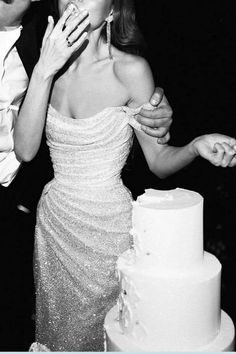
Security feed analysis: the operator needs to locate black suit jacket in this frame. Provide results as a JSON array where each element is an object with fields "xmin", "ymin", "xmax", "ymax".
[{"xmin": 0, "ymin": 1, "xmax": 53, "ymax": 216}]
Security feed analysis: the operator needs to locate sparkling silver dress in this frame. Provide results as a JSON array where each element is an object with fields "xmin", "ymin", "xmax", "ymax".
[{"xmin": 34, "ymin": 104, "xmax": 142, "ymax": 351}]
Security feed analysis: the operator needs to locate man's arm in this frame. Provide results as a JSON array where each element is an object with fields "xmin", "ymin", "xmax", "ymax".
[
  {"xmin": 0, "ymin": 151, "xmax": 21, "ymax": 187},
  {"xmin": 0, "ymin": 106, "xmax": 22, "ymax": 187},
  {"xmin": 136, "ymin": 87, "xmax": 173, "ymax": 144}
]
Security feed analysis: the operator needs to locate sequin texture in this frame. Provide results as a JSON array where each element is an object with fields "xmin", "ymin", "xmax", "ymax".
[{"xmin": 34, "ymin": 105, "xmax": 142, "ymax": 351}]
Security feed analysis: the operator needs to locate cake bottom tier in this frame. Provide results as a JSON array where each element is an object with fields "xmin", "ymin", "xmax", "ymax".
[
  {"xmin": 105, "ymin": 309, "xmax": 235, "ymax": 352},
  {"xmin": 116, "ymin": 252, "xmax": 222, "ymax": 349}
]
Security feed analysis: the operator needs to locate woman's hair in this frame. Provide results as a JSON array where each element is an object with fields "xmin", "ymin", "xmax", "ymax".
[
  {"xmin": 49, "ymin": 0, "xmax": 146, "ymax": 55},
  {"xmin": 48, "ymin": 0, "xmax": 147, "ymax": 181},
  {"xmin": 107, "ymin": 0, "xmax": 145, "ymax": 54}
]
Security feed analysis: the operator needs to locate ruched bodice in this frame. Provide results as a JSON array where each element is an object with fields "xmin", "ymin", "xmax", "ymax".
[
  {"xmin": 46, "ymin": 104, "xmax": 141, "ymax": 189},
  {"xmin": 34, "ymin": 104, "xmax": 142, "ymax": 351}
]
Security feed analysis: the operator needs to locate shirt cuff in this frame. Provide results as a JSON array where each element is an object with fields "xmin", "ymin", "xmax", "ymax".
[{"xmin": 0, "ymin": 150, "xmax": 21, "ymax": 187}]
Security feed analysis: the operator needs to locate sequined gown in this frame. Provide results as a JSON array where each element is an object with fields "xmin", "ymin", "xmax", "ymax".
[{"xmin": 34, "ymin": 104, "xmax": 142, "ymax": 351}]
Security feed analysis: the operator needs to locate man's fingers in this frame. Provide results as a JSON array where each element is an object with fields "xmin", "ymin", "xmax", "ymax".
[
  {"xmin": 150, "ymin": 87, "xmax": 164, "ymax": 106},
  {"xmin": 157, "ymin": 132, "xmax": 171, "ymax": 145},
  {"xmin": 137, "ymin": 113, "xmax": 172, "ymax": 128},
  {"xmin": 138, "ymin": 104, "xmax": 173, "ymax": 123},
  {"xmin": 141, "ymin": 126, "xmax": 168, "ymax": 138}
]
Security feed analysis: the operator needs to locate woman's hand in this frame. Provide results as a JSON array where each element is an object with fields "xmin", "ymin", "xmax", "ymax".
[
  {"xmin": 136, "ymin": 87, "xmax": 173, "ymax": 144},
  {"xmin": 35, "ymin": 7, "xmax": 90, "ymax": 79},
  {"xmin": 191, "ymin": 134, "xmax": 236, "ymax": 167}
]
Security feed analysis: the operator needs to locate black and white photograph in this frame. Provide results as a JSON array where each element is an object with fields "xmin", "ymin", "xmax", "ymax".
[{"xmin": 0, "ymin": 0, "xmax": 236, "ymax": 351}]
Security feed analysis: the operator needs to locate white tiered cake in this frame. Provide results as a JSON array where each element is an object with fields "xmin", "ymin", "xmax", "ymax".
[{"xmin": 105, "ymin": 188, "xmax": 235, "ymax": 351}]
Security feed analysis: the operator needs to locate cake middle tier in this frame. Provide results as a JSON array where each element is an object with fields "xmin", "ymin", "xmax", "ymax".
[{"xmin": 116, "ymin": 251, "xmax": 222, "ymax": 351}]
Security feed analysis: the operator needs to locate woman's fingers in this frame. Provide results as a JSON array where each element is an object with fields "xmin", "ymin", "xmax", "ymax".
[
  {"xmin": 68, "ymin": 31, "xmax": 88, "ymax": 52},
  {"xmin": 65, "ymin": 19, "xmax": 89, "ymax": 48},
  {"xmin": 63, "ymin": 10, "xmax": 89, "ymax": 39},
  {"xmin": 221, "ymin": 142, "xmax": 236, "ymax": 167},
  {"xmin": 212, "ymin": 143, "xmax": 225, "ymax": 166},
  {"xmin": 213, "ymin": 142, "xmax": 236, "ymax": 167},
  {"xmin": 229, "ymin": 156, "xmax": 236, "ymax": 167},
  {"xmin": 37, "ymin": 6, "xmax": 91, "ymax": 77},
  {"xmin": 42, "ymin": 5, "xmax": 89, "ymax": 50},
  {"xmin": 53, "ymin": 5, "xmax": 77, "ymax": 32},
  {"xmin": 42, "ymin": 16, "xmax": 54, "ymax": 48}
]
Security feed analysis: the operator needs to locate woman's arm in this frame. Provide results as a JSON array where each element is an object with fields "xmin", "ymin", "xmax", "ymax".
[
  {"xmin": 135, "ymin": 131, "xmax": 236, "ymax": 178},
  {"xmin": 126, "ymin": 56, "xmax": 236, "ymax": 178},
  {"xmin": 14, "ymin": 9, "xmax": 89, "ymax": 161}
]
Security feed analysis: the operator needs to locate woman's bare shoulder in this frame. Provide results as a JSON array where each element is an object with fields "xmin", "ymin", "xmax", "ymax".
[
  {"xmin": 112, "ymin": 48, "xmax": 155, "ymax": 105},
  {"xmin": 113, "ymin": 49, "xmax": 150, "ymax": 81}
]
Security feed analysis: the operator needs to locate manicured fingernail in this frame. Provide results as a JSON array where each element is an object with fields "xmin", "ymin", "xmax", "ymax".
[
  {"xmin": 67, "ymin": 3, "xmax": 78, "ymax": 13},
  {"xmin": 150, "ymin": 99, "xmax": 158, "ymax": 105}
]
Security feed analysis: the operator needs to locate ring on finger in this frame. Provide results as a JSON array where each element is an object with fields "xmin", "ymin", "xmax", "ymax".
[{"xmin": 66, "ymin": 37, "xmax": 72, "ymax": 47}]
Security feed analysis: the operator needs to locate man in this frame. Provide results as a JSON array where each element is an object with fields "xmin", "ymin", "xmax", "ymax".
[
  {"xmin": 0, "ymin": 0, "xmax": 173, "ymax": 350},
  {"xmin": 0, "ymin": 1, "xmax": 51, "ymax": 350}
]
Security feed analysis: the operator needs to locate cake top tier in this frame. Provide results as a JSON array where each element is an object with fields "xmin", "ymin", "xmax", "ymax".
[
  {"xmin": 129, "ymin": 188, "xmax": 204, "ymax": 268},
  {"xmin": 136, "ymin": 188, "xmax": 202, "ymax": 210}
]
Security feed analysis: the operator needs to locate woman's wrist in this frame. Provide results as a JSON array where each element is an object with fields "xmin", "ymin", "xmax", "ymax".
[
  {"xmin": 33, "ymin": 62, "xmax": 55, "ymax": 83},
  {"xmin": 188, "ymin": 137, "xmax": 200, "ymax": 158}
]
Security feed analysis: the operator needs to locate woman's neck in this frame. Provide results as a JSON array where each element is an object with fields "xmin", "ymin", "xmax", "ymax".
[{"xmin": 68, "ymin": 25, "xmax": 111, "ymax": 71}]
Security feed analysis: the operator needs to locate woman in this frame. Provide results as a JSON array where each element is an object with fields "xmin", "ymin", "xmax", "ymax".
[{"xmin": 15, "ymin": 0, "xmax": 236, "ymax": 351}]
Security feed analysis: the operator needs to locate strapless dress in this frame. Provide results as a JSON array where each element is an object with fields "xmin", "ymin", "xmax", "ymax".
[{"xmin": 34, "ymin": 104, "xmax": 143, "ymax": 351}]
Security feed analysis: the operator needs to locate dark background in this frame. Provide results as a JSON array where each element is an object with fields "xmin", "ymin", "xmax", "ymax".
[
  {"xmin": 129, "ymin": 0, "xmax": 236, "ymax": 327},
  {"xmin": 2, "ymin": 0, "xmax": 236, "ymax": 351}
]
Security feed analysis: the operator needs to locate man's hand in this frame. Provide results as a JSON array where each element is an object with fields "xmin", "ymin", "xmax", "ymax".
[{"xmin": 137, "ymin": 87, "xmax": 173, "ymax": 144}]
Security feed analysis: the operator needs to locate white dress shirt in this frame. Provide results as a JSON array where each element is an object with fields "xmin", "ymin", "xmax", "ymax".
[{"xmin": 0, "ymin": 26, "xmax": 29, "ymax": 187}]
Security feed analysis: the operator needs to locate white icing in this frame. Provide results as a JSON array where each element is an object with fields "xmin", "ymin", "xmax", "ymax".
[
  {"xmin": 132, "ymin": 188, "xmax": 204, "ymax": 269},
  {"xmin": 117, "ymin": 252, "xmax": 222, "ymax": 350},
  {"xmin": 104, "ymin": 188, "xmax": 235, "ymax": 351},
  {"xmin": 105, "ymin": 309, "xmax": 235, "ymax": 352},
  {"xmin": 136, "ymin": 188, "xmax": 202, "ymax": 209}
]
